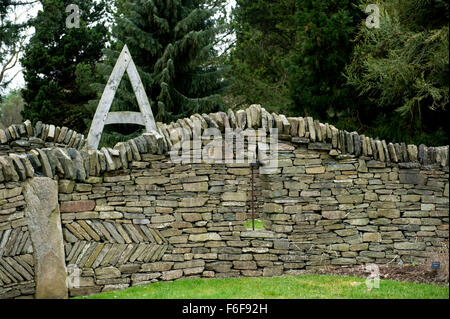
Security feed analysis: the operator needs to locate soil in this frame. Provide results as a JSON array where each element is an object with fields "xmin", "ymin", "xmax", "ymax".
[{"xmin": 299, "ymin": 264, "xmax": 449, "ymax": 286}]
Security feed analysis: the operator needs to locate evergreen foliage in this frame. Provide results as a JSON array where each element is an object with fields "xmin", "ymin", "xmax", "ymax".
[
  {"xmin": 0, "ymin": 89, "xmax": 24, "ymax": 128},
  {"xmin": 227, "ymin": 0, "xmax": 296, "ymax": 112},
  {"xmin": 21, "ymin": 0, "xmax": 109, "ymax": 132},
  {"xmin": 86, "ymin": 0, "xmax": 227, "ymax": 147},
  {"xmin": 228, "ymin": 0, "xmax": 448, "ymax": 145},
  {"xmin": 288, "ymin": 0, "xmax": 362, "ymax": 120},
  {"xmin": 345, "ymin": 0, "xmax": 449, "ymax": 145}
]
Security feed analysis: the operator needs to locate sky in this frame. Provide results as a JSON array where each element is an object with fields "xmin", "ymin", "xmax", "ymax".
[{"xmin": 5, "ymin": 0, "xmax": 236, "ymax": 94}]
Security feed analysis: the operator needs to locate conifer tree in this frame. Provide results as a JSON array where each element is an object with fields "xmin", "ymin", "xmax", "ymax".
[
  {"xmin": 21, "ymin": 0, "xmax": 108, "ymax": 132},
  {"xmin": 287, "ymin": 0, "xmax": 362, "ymax": 121},
  {"xmin": 228, "ymin": 0, "xmax": 296, "ymax": 112},
  {"xmin": 86, "ymin": 0, "xmax": 226, "ymax": 146},
  {"xmin": 345, "ymin": 0, "xmax": 449, "ymax": 145}
]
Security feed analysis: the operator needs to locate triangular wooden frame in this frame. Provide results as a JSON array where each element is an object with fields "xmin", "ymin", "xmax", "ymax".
[{"xmin": 87, "ymin": 45, "xmax": 157, "ymax": 150}]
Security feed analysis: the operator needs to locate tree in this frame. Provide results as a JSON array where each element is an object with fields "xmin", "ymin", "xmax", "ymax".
[
  {"xmin": 345, "ymin": 0, "xmax": 449, "ymax": 145},
  {"xmin": 85, "ymin": 0, "xmax": 227, "ymax": 146},
  {"xmin": 0, "ymin": 89, "xmax": 24, "ymax": 128},
  {"xmin": 21, "ymin": 0, "xmax": 109, "ymax": 132},
  {"xmin": 227, "ymin": 0, "xmax": 296, "ymax": 113},
  {"xmin": 287, "ymin": 0, "xmax": 362, "ymax": 121},
  {"xmin": 0, "ymin": 0, "xmax": 35, "ymax": 98}
]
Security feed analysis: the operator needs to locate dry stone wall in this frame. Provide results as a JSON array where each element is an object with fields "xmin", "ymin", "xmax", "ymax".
[
  {"xmin": 0, "ymin": 104, "xmax": 448, "ymax": 299},
  {"xmin": 0, "ymin": 182, "xmax": 34, "ymax": 299},
  {"xmin": 0, "ymin": 120, "xmax": 86, "ymax": 157}
]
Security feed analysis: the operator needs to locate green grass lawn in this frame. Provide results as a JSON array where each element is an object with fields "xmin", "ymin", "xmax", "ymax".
[{"xmin": 77, "ymin": 275, "xmax": 449, "ymax": 299}]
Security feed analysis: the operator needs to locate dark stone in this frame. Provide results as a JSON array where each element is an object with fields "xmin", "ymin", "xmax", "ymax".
[
  {"xmin": 4, "ymin": 127, "xmax": 11, "ymax": 141},
  {"xmin": 202, "ymin": 114, "xmax": 219, "ymax": 129},
  {"xmin": 76, "ymin": 135, "xmax": 85, "ymax": 150},
  {"xmin": 45, "ymin": 149, "xmax": 64, "ymax": 176},
  {"xmin": 12, "ymin": 125, "xmax": 20, "ymax": 138},
  {"xmin": 399, "ymin": 173, "xmax": 427, "ymax": 185},
  {"xmin": 308, "ymin": 143, "xmax": 332, "ymax": 151},
  {"xmin": 401, "ymin": 143, "xmax": 409, "ymax": 162},
  {"xmin": 345, "ymin": 131, "xmax": 354, "ymax": 154},
  {"xmin": 387, "ymin": 143, "xmax": 398, "ymax": 162},
  {"xmin": 339, "ymin": 130, "xmax": 346, "ymax": 153},
  {"xmin": 395, "ymin": 143, "xmax": 403, "ymax": 162},
  {"xmin": 35, "ymin": 121, "xmax": 43, "ymax": 137},
  {"xmin": 53, "ymin": 148, "xmax": 74, "ymax": 179},
  {"xmin": 67, "ymin": 148, "xmax": 87, "ymax": 181},
  {"xmin": 429, "ymin": 147, "xmax": 437, "ymax": 165},
  {"xmin": 10, "ymin": 140, "xmax": 30, "ymax": 148},
  {"xmin": 370, "ymin": 139, "xmax": 377, "ymax": 160},
  {"xmin": 26, "ymin": 153, "xmax": 41, "ymax": 170},
  {"xmin": 382, "ymin": 140, "xmax": 390, "ymax": 162},
  {"xmin": 10, "ymin": 155, "xmax": 26, "ymax": 180},
  {"xmin": 366, "ymin": 160, "xmax": 386, "ymax": 168},
  {"xmin": 155, "ymin": 133, "xmax": 166, "ymax": 154},
  {"xmin": 218, "ymin": 247, "xmax": 241, "ymax": 254},
  {"xmin": 134, "ymin": 136, "xmax": 147, "ymax": 154},
  {"xmin": 18, "ymin": 124, "xmax": 27, "ymax": 136},
  {"xmin": 397, "ymin": 224, "xmax": 421, "ymax": 232},
  {"xmin": 418, "ymin": 144, "xmax": 427, "ymax": 165},
  {"xmin": 192, "ymin": 247, "xmax": 210, "ymax": 254},
  {"xmin": 353, "ymin": 133, "xmax": 361, "ymax": 156},
  {"xmin": 219, "ymin": 112, "xmax": 230, "ymax": 130},
  {"xmin": 36, "ymin": 149, "xmax": 53, "ymax": 178},
  {"xmin": 398, "ymin": 162, "xmax": 421, "ymax": 169},
  {"xmin": 63, "ymin": 130, "xmax": 74, "ymax": 144}
]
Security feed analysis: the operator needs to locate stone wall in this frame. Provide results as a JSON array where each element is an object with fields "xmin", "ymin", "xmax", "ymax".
[
  {"xmin": 0, "ymin": 120, "xmax": 85, "ymax": 156},
  {"xmin": 0, "ymin": 181, "xmax": 34, "ymax": 299},
  {"xmin": 57, "ymin": 147, "xmax": 449, "ymax": 297},
  {"xmin": 0, "ymin": 105, "xmax": 448, "ymax": 299}
]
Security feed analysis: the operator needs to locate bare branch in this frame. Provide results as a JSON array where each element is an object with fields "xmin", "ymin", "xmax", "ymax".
[{"xmin": 0, "ymin": 46, "xmax": 19, "ymax": 85}]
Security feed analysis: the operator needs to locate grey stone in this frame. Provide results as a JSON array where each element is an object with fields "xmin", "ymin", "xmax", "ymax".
[
  {"xmin": 394, "ymin": 242, "xmax": 426, "ymax": 250},
  {"xmin": 353, "ymin": 133, "xmax": 361, "ymax": 156},
  {"xmin": 394, "ymin": 143, "xmax": 403, "ymax": 162},
  {"xmin": 382, "ymin": 140, "xmax": 390, "ymax": 162},
  {"xmin": 345, "ymin": 131, "xmax": 354, "ymax": 154},
  {"xmin": 228, "ymin": 109, "xmax": 237, "ymax": 129},
  {"xmin": 54, "ymin": 148, "xmax": 75, "ymax": 179},
  {"xmin": 67, "ymin": 148, "xmax": 87, "ymax": 181},
  {"xmin": 95, "ymin": 267, "xmax": 121, "ymax": 279},
  {"xmin": 407, "ymin": 144, "xmax": 418, "ymax": 161},
  {"xmin": 202, "ymin": 114, "xmax": 219, "ymax": 130},
  {"xmin": 9, "ymin": 154, "xmax": 27, "ymax": 181},
  {"xmin": 399, "ymin": 173, "xmax": 426, "ymax": 185},
  {"xmin": 388, "ymin": 143, "xmax": 398, "ymax": 162},
  {"xmin": 235, "ymin": 110, "xmax": 247, "ymax": 130},
  {"xmin": 35, "ymin": 149, "xmax": 53, "ymax": 178},
  {"xmin": 162, "ymin": 270, "xmax": 183, "ymax": 281},
  {"xmin": 23, "ymin": 177, "xmax": 67, "ymax": 299}
]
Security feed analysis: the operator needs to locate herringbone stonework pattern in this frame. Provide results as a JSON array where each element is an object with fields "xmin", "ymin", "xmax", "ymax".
[{"xmin": 62, "ymin": 221, "xmax": 168, "ymax": 267}]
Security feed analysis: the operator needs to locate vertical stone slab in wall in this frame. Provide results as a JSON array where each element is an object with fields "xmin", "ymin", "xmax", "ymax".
[{"xmin": 23, "ymin": 177, "xmax": 68, "ymax": 299}]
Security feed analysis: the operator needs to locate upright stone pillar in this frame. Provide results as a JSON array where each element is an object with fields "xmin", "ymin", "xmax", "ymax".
[{"xmin": 23, "ymin": 177, "xmax": 68, "ymax": 299}]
